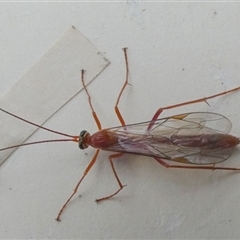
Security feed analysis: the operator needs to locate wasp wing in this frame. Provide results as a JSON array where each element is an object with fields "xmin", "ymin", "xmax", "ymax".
[{"xmin": 103, "ymin": 112, "xmax": 234, "ymax": 165}]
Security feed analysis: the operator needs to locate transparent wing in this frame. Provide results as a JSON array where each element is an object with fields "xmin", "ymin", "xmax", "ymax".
[{"xmin": 103, "ymin": 112, "xmax": 234, "ymax": 165}]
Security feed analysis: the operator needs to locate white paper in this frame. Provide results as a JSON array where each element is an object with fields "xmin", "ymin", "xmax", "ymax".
[{"xmin": 0, "ymin": 27, "xmax": 110, "ymax": 165}]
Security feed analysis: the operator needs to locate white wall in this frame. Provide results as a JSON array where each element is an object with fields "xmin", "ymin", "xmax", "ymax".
[{"xmin": 1, "ymin": 2, "xmax": 240, "ymax": 239}]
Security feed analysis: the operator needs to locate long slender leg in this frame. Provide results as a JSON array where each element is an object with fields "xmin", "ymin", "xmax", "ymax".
[
  {"xmin": 95, "ymin": 153, "xmax": 126, "ymax": 203},
  {"xmin": 95, "ymin": 49, "xmax": 134, "ymax": 203},
  {"xmin": 96, "ymin": 48, "xmax": 132, "ymax": 202},
  {"xmin": 114, "ymin": 47, "xmax": 131, "ymax": 126},
  {"xmin": 147, "ymin": 85, "xmax": 240, "ymax": 131},
  {"xmin": 81, "ymin": 69, "xmax": 102, "ymax": 130},
  {"xmin": 94, "ymin": 48, "xmax": 131, "ymax": 203},
  {"xmin": 56, "ymin": 149, "xmax": 100, "ymax": 221},
  {"xmin": 56, "ymin": 69, "xmax": 105, "ymax": 221},
  {"xmin": 154, "ymin": 157, "xmax": 240, "ymax": 171}
]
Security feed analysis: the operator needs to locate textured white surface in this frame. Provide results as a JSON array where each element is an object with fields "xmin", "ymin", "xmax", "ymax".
[{"xmin": 1, "ymin": 2, "xmax": 240, "ymax": 239}]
